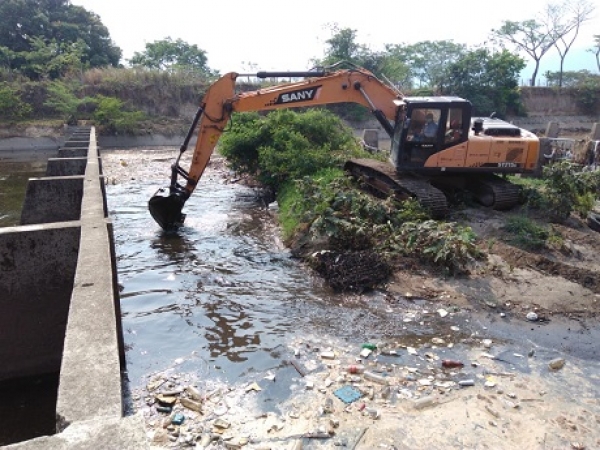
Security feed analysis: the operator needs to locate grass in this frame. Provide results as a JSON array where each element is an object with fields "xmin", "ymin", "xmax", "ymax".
[
  {"xmin": 501, "ymin": 215, "xmax": 550, "ymax": 250},
  {"xmin": 277, "ymin": 167, "xmax": 344, "ymax": 241}
]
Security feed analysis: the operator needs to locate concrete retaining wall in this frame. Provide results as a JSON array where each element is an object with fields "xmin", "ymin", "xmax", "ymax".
[{"xmin": 0, "ymin": 127, "xmax": 147, "ymax": 448}]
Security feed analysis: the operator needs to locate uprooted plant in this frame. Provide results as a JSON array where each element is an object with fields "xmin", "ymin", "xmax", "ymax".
[{"xmin": 218, "ymin": 108, "xmax": 485, "ymax": 288}]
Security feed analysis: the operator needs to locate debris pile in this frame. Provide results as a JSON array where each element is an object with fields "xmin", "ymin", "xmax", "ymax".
[
  {"xmin": 131, "ymin": 333, "xmax": 577, "ymax": 449},
  {"xmin": 309, "ymin": 250, "xmax": 392, "ymax": 292}
]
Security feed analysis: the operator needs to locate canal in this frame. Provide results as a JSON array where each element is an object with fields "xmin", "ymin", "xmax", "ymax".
[{"xmin": 2, "ymin": 146, "xmax": 600, "ymax": 448}]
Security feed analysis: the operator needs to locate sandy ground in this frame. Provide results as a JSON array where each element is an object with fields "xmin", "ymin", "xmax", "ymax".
[{"xmin": 103, "ymin": 149, "xmax": 600, "ymax": 450}]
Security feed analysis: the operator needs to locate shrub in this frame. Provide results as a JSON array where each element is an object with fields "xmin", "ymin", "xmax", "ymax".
[
  {"xmin": 218, "ymin": 109, "xmax": 365, "ymax": 191},
  {"xmin": 520, "ymin": 161, "xmax": 600, "ymax": 221},
  {"xmin": 43, "ymin": 81, "xmax": 94, "ymax": 124},
  {"xmin": 386, "ymin": 220, "xmax": 483, "ymax": 274},
  {"xmin": 0, "ymin": 83, "xmax": 31, "ymax": 119},
  {"xmin": 92, "ymin": 95, "xmax": 146, "ymax": 134}
]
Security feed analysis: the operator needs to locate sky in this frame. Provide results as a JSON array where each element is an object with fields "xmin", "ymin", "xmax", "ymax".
[{"xmin": 71, "ymin": 0, "xmax": 598, "ymax": 81}]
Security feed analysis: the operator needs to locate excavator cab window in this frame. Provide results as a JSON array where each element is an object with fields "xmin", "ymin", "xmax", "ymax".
[
  {"xmin": 391, "ymin": 99, "xmax": 471, "ymax": 171},
  {"xmin": 403, "ymin": 108, "xmax": 442, "ymax": 164},
  {"xmin": 445, "ymin": 107, "xmax": 464, "ymax": 144}
]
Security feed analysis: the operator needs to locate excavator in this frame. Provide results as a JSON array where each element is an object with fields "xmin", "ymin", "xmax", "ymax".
[{"xmin": 148, "ymin": 64, "xmax": 540, "ymax": 230}]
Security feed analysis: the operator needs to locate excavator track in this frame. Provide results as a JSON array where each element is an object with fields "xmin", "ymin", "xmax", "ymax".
[
  {"xmin": 468, "ymin": 174, "xmax": 523, "ymax": 210},
  {"xmin": 344, "ymin": 158, "xmax": 449, "ymax": 219}
]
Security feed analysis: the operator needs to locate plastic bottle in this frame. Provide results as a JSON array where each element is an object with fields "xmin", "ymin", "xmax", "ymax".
[
  {"xmin": 363, "ymin": 371, "xmax": 389, "ymax": 385},
  {"xmin": 346, "ymin": 364, "xmax": 365, "ymax": 374},
  {"xmin": 413, "ymin": 396, "xmax": 438, "ymax": 410}
]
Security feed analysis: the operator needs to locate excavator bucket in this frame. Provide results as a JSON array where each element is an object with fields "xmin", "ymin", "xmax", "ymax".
[{"xmin": 148, "ymin": 188, "xmax": 186, "ymax": 231}]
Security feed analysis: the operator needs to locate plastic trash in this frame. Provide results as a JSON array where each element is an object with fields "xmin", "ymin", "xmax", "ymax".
[
  {"xmin": 442, "ymin": 359, "xmax": 464, "ymax": 369},
  {"xmin": 363, "ymin": 371, "xmax": 389, "ymax": 385},
  {"xmin": 347, "ymin": 364, "xmax": 365, "ymax": 374}
]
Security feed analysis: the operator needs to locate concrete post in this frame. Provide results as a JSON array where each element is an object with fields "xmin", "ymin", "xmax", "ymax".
[
  {"xmin": 46, "ymin": 158, "xmax": 88, "ymax": 177},
  {"xmin": 590, "ymin": 123, "xmax": 600, "ymax": 141},
  {"xmin": 545, "ymin": 121, "xmax": 560, "ymax": 138},
  {"xmin": 0, "ymin": 223, "xmax": 81, "ymax": 382}
]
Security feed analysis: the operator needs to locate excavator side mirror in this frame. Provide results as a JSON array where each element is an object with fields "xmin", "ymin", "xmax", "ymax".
[{"xmin": 472, "ymin": 119, "xmax": 483, "ymax": 135}]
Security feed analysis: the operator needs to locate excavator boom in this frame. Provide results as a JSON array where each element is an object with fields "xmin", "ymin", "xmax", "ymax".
[
  {"xmin": 149, "ymin": 64, "xmax": 540, "ymax": 231},
  {"xmin": 149, "ymin": 67, "xmax": 403, "ymax": 230}
]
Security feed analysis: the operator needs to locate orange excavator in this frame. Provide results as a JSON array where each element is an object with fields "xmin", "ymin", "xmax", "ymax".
[{"xmin": 149, "ymin": 64, "xmax": 540, "ymax": 230}]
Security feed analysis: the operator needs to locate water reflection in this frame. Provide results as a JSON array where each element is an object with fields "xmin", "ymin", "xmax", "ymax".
[
  {"xmin": 150, "ymin": 231, "xmax": 198, "ymax": 267},
  {"xmin": 202, "ymin": 299, "xmax": 260, "ymax": 362},
  {"xmin": 108, "ymin": 173, "xmax": 325, "ymax": 385}
]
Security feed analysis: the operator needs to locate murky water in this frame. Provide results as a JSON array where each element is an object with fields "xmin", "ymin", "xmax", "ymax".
[
  {"xmin": 105, "ymin": 151, "xmax": 393, "ymax": 389},
  {"xmin": 105, "ymin": 149, "xmax": 600, "ymax": 449},
  {"xmin": 0, "ymin": 160, "xmax": 47, "ymax": 227},
  {"xmin": 3, "ymin": 148, "xmax": 600, "ymax": 448}
]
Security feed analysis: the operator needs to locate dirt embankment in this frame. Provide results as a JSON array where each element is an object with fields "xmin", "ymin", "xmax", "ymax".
[{"xmin": 377, "ymin": 205, "xmax": 600, "ymax": 322}]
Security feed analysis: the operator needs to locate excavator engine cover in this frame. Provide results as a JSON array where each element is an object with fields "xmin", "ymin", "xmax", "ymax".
[{"xmin": 148, "ymin": 188, "xmax": 186, "ymax": 231}]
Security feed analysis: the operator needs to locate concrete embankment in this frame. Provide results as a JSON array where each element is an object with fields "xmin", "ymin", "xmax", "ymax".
[{"xmin": 0, "ymin": 128, "xmax": 147, "ymax": 448}]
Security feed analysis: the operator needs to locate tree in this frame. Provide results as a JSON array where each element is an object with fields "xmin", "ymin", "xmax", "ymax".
[
  {"xmin": 443, "ymin": 48, "xmax": 526, "ymax": 116},
  {"xmin": 0, "ymin": 82, "xmax": 31, "ymax": 119},
  {"xmin": 385, "ymin": 41, "xmax": 466, "ymax": 91},
  {"xmin": 590, "ymin": 34, "xmax": 600, "ymax": 72},
  {"xmin": 19, "ymin": 36, "xmax": 87, "ymax": 79},
  {"xmin": 320, "ymin": 26, "xmax": 364, "ymax": 66},
  {"xmin": 316, "ymin": 25, "xmax": 411, "ymax": 87},
  {"xmin": 129, "ymin": 37, "xmax": 214, "ymax": 74},
  {"xmin": 0, "ymin": 0, "xmax": 122, "ymax": 78},
  {"xmin": 546, "ymin": 0, "xmax": 595, "ymax": 87},
  {"xmin": 544, "ymin": 69, "xmax": 596, "ymax": 86},
  {"xmin": 492, "ymin": 19, "xmax": 555, "ymax": 86}
]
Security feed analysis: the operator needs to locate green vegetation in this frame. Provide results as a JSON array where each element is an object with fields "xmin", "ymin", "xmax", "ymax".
[
  {"xmin": 220, "ymin": 109, "xmax": 483, "ymax": 276},
  {"xmin": 501, "ymin": 216, "xmax": 551, "ymax": 250},
  {"xmin": 129, "ymin": 37, "xmax": 216, "ymax": 76},
  {"xmin": 0, "ymin": 0, "xmax": 121, "ymax": 80},
  {"xmin": 218, "ymin": 109, "xmax": 366, "ymax": 192},
  {"xmin": 443, "ymin": 49, "xmax": 526, "ymax": 117},
  {"xmin": 0, "ymin": 83, "xmax": 31, "ymax": 119},
  {"xmin": 92, "ymin": 95, "xmax": 146, "ymax": 134},
  {"xmin": 0, "ymin": 0, "xmax": 597, "ymax": 132},
  {"xmin": 43, "ymin": 81, "xmax": 93, "ymax": 125},
  {"xmin": 522, "ymin": 161, "xmax": 600, "ymax": 221}
]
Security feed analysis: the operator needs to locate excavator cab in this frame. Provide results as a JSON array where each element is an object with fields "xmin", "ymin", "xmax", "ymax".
[{"xmin": 391, "ymin": 97, "xmax": 472, "ymax": 171}]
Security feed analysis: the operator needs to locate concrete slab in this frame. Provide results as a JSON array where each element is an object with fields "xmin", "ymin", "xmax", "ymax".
[
  {"xmin": 3, "ymin": 413, "xmax": 149, "ymax": 450},
  {"xmin": 0, "ymin": 222, "xmax": 81, "ymax": 381},
  {"xmin": 46, "ymin": 158, "xmax": 88, "ymax": 177},
  {"xmin": 20, "ymin": 177, "xmax": 84, "ymax": 225},
  {"xmin": 56, "ymin": 132, "xmax": 124, "ymax": 425}
]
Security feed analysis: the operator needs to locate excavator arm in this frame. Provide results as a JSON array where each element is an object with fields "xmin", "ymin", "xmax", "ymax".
[{"xmin": 149, "ymin": 67, "xmax": 403, "ymax": 230}]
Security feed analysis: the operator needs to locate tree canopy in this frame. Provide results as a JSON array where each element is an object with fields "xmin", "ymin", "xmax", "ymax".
[
  {"xmin": 443, "ymin": 48, "xmax": 526, "ymax": 117},
  {"xmin": 0, "ymin": 0, "xmax": 122, "ymax": 79},
  {"xmin": 129, "ymin": 37, "xmax": 216, "ymax": 75}
]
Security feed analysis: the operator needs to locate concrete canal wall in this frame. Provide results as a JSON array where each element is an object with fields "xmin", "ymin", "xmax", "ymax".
[{"xmin": 0, "ymin": 128, "xmax": 147, "ymax": 448}]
